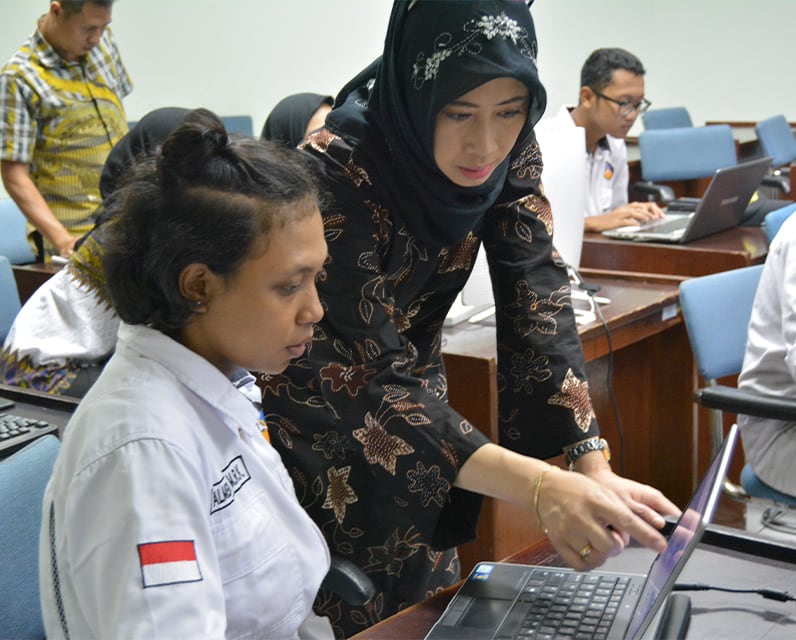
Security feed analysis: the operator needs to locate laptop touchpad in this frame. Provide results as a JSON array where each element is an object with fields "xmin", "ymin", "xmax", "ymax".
[{"xmin": 459, "ymin": 598, "xmax": 513, "ymax": 628}]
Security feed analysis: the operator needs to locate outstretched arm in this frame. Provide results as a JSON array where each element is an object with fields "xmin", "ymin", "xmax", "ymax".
[{"xmin": 455, "ymin": 443, "xmax": 672, "ymax": 570}]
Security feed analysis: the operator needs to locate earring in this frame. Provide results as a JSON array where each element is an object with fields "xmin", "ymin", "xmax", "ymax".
[{"xmin": 190, "ymin": 299, "xmax": 206, "ymax": 307}]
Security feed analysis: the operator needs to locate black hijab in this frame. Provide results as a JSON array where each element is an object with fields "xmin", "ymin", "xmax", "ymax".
[
  {"xmin": 325, "ymin": 0, "xmax": 547, "ymax": 247},
  {"xmin": 84, "ymin": 107, "xmax": 191, "ymax": 234},
  {"xmin": 261, "ymin": 92, "xmax": 334, "ymax": 147},
  {"xmin": 99, "ymin": 107, "xmax": 192, "ymax": 200}
]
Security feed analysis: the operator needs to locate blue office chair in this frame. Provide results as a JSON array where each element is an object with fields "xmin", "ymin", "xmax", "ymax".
[
  {"xmin": 221, "ymin": 115, "xmax": 254, "ymax": 137},
  {"xmin": 641, "ymin": 106, "xmax": 693, "ymax": 130},
  {"xmin": 679, "ymin": 266, "xmax": 796, "ymax": 532},
  {"xmin": 762, "ymin": 202, "xmax": 796, "ymax": 245},
  {"xmin": 0, "ymin": 198, "xmax": 36, "ymax": 265},
  {"xmin": 635, "ymin": 124, "xmax": 785, "ymax": 204},
  {"xmin": 0, "ymin": 255, "xmax": 22, "ymax": 343},
  {"xmin": 640, "ymin": 124, "xmax": 736, "ymax": 183},
  {"xmin": 755, "ymin": 115, "xmax": 796, "ymax": 195},
  {"xmin": 0, "ymin": 434, "xmax": 60, "ymax": 639},
  {"xmin": 633, "ymin": 124, "xmax": 737, "ymax": 204}
]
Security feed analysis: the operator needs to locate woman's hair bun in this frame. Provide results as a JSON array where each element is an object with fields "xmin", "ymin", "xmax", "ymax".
[{"xmin": 156, "ymin": 108, "xmax": 230, "ymax": 188}]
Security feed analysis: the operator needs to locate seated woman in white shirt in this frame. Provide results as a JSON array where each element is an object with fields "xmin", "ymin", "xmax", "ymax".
[
  {"xmin": 39, "ymin": 108, "xmax": 334, "ymax": 639},
  {"xmin": 737, "ymin": 212, "xmax": 796, "ymax": 504}
]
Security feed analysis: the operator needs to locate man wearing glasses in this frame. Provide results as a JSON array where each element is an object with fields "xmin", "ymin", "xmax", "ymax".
[{"xmin": 537, "ymin": 48, "xmax": 664, "ymax": 232}]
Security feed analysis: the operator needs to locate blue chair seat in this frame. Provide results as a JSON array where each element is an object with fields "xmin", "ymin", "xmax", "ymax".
[
  {"xmin": 0, "ymin": 198, "xmax": 36, "ymax": 265},
  {"xmin": 0, "ymin": 434, "xmax": 61, "ymax": 639},
  {"xmin": 740, "ymin": 464, "xmax": 796, "ymax": 506}
]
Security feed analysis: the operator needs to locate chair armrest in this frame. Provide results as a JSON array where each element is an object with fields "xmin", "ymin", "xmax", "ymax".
[
  {"xmin": 695, "ymin": 385, "xmax": 796, "ymax": 421},
  {"xmin": 321, "ymin": 556, "xmax": 377, "ymax": 606},
  {"xmin": 760, "ymin": 174, "xmax": 790, "ymax": 196},
  {"xmin": 629, "ymin": 181, "xmax": 676, "ymax": 205}
]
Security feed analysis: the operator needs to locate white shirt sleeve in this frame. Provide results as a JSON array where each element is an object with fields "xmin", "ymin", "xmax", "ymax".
[{"xmin": 62, "ymin": 438, "xmax": 227, "ymax": 638}]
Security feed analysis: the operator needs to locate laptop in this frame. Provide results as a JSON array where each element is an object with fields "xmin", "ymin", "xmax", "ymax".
[
  {"xmin": 602, "ymin": 156, "xmax": 772, "ymax": 243},
  {"xmin": 425, "ymin": 424, "xmax": 739, "ymax": 640}
]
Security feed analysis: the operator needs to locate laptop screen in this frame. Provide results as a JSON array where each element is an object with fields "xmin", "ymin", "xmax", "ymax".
[{"xmin": 624, "ymin": 423, "xmax": 738, "ymax": 639}]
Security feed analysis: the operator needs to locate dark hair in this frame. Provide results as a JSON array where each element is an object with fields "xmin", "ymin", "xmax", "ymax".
[
  {"xmin": 103, "ymin": 108, "xmax": 323, "ymax": 333},
  {"xmin": 580, "ymin": 47, "xmax": 645, "ymax": 93},
  {"xmin": 58, "ymin": 0, "xmax": 116, "ymax": 18}
]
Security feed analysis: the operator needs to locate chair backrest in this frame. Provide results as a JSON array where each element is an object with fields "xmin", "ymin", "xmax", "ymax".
[
  {"xmin": 0, "ymin": 434, "xmax": 60, "ymax": 639},
  {"xmin": 639, "ymin": 124, "xmax": 737, "ymax": 182},
  {"xmin": 221, "ymin": 115, "xmax": 254, "ymax": 137},
  {"xmin": 0, "ymin": 198, "xmax": 36, "ymax": 264},
  {"xmin": 0, "ymin": 255, "xmax": 22, "ymax": 342},
  {"xmin": 679, "ymin": 264, "xmax": 764, "ymax": 382},
  {"xmin": 755, "ymin": 114, "xmax": 796, "ymax": 169},
  {"xmin": 763, "ymin": 202, "xmax": 796, "ymax": 245},
  {"xmin": 642, "ymin": 106, "xmax": 693, "ymax": 130}
]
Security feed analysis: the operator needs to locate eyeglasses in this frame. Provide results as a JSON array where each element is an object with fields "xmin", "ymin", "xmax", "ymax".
[{"xmin": 592, "ymin": 90, "xmax": 651, "ymax": 117}]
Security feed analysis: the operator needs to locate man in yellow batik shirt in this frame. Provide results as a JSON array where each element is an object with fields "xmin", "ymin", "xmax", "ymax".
[{"xmin": 0, "ymin": 0, "xmax": 132, "ymax": 260}]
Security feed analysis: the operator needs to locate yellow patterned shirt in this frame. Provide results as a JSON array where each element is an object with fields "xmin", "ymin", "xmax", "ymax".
[{"xmin": 0, "ymin": 24, "xmax": 132, "ymax": 255}]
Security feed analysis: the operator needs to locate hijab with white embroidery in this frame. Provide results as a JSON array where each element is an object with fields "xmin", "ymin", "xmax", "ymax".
[{"xmin": 325, "ymin": 0, "xmax": 546, "ymax": 247}]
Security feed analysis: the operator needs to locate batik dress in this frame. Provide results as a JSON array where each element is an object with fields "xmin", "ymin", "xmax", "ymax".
[{"xmin": 260, "ymin": 127, "xmax": 599, "ymax": 637}]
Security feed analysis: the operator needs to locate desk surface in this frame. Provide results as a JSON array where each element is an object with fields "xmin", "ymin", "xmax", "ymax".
[
  {"xmin": 581, "ymin": 225, "xmax": 768, "ymax": 278},
  {"xmin": 443, "ymin": 272, "xmax": 681, "ymax": 362},
  {"xmin": 352, "ymin": 526, "xmax": 796, "ymax": 640}
]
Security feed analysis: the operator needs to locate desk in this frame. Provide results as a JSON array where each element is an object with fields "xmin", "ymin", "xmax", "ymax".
[
  {"xmin": 0, "ymin": 383, "xmax": 76, "ymax": 436},
  {"xmin": 581, "ymin": 226, "xmax": 768, "ymax": 278},
  {"xmin": 443, "ymin": 272, "xmax": 695, "ymax": 575},
  {"xmin": 12, "ymin": 262, "xmax": 61, "ymax": 304},
  {"xmin": 351, "ymin": 525, "xmax": 796, "ymax": 640}
]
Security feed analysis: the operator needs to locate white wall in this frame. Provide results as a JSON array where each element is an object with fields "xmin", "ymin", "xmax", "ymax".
[
  {"xmin": 1, "ymin": 0, "xmax": 794, "ymax": 137},
  {"xmin": 532, "ymin": 0, "xmax": 796, "ymax": 135}
]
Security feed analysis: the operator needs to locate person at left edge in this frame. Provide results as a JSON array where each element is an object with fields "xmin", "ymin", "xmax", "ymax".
[
  {"xmin": 39, "ymin": 109, "xmax": 334, "ymax": 639},
  {"xmin": 0, "ymin": 0, "xmax": 132, "ymax": 260}
]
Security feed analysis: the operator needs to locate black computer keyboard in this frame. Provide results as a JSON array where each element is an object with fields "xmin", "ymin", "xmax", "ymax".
[{"xmin": 0, "ymin": 412, "xmax": 59, "ymax": 458}]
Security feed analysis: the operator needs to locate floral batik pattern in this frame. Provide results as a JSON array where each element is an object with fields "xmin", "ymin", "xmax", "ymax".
[{"xmin": 260, "ymin": 129, "xmax": 597, "ymax": 637}]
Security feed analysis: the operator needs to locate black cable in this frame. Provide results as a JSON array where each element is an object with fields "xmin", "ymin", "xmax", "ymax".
[
  {"xmin": 571, "ymin": 267, "xmax": 627, "ymax": 476},
  {"xmin": 673, "ymin": 583, "xmax": 796, "ymax": 603}
]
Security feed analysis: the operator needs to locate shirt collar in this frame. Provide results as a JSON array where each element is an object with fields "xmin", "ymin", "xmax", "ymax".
[
  {"xmin": 595, "ymin": 136, "xmax": 611, "ymax": 151},
  {"xmin": 32, "ymin": 24, "xmax": 78, "ymax": 70},
  {"xmin": 116, "ymin": 323, "xmax": 260, "ymax": 432}
]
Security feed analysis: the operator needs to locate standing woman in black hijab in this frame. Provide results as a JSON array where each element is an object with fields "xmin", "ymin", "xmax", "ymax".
[{"xmin": 262, "ymin": 2, "xmax": 678, "ymax": 635}]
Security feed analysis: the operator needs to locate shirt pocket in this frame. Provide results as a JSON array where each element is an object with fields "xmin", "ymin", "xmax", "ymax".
[
  {"xmin": 211, "ymin": 487, "xmax": 306, "ymax": 639},
  {"xmin": 599, "ymin": 174, "xmax": 615, "ymax": 213}
]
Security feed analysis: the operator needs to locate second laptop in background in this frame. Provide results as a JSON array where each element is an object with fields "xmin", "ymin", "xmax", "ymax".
[{"xmin": 602, "ymin": 156, "xmax": 772, "ymax": 244}]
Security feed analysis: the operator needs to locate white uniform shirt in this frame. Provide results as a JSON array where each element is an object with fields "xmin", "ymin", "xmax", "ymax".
[
  {"xmin": 39, "ymin": 323, "xmax": 331, "ymax": 639},
  {"xmin": 738, "ymin": 214, "xmax": 796, "ymax": 497},
  {"xmin": 543, "ymin": 105, "xmax": 629, "ymax": 218}
]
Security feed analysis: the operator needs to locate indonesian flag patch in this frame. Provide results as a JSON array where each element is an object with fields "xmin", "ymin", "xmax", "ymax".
[{"xmin": 138, "ymin": 540, "xmax": 202, "ymax": 588}]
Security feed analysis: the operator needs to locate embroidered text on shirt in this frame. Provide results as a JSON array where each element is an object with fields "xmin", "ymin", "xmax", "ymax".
[{"xmin": 210, "ymin": 455, "xmax": 251, "ymax": 513}]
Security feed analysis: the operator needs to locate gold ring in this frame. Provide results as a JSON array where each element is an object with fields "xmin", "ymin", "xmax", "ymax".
[{"xmin": 578, "ymin": 543, "xmax": 593, "ymax": 559}]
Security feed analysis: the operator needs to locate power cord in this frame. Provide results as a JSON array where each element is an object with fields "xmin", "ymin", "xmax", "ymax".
[
  {"xmin": 673, "ymin": 583, "xmax": 796, "ymax": 603},
  {"xmin": 571, "ymin": 266, "xmax": 627, "ymax": 476}
]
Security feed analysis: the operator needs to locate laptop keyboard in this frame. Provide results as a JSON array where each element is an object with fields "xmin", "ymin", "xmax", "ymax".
[
  {"xmin": 502, "ymin": 568, "xmax": 635, "ymax": 640},
  {"xmin": 0, "ymin": 412, "xmax": 59, "ymax": 458},
  {"xmin": 633, "ymin": 216, "xmax": 688, "ymax": 234}
]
